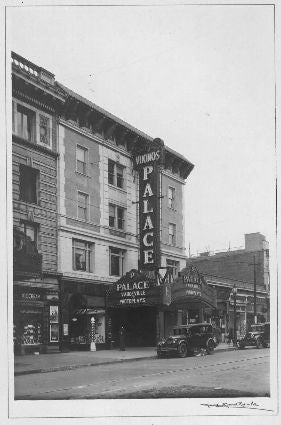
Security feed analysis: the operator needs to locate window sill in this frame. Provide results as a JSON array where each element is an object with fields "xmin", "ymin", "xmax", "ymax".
[
  {"xmin": 75, "ymin": 170, "xmax": 91, "ymax": 178},
  {"xmin": 108, "ymin": 184, "xmax": 127, "ymax": 194}
]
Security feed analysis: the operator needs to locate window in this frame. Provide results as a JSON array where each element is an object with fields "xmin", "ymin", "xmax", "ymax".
[
  {"xmin": 168, "ymin": 223, "xmax": 176, "ymax": 246},
  {"xmin": 166, "ymin": 259, "xmax": 180, "ymax": 280},
  {"xmin": 49, "ymin": 306, "xmax": 59, "ymax": 342},
  {"xmin": 39, "ymin": 114, "xmax": 50, "ymax": 146},
  {"xmin": 109, "ymin": 204, "xmax": 125, "ymax": 230},
  {"xmin": 77, "ymin": 192, "xmax": 89, "ymax": 221},
  {"xmin": 19, "ymin": 165, "xmax": 39, "ymax": 204},
  {"xmin": 16, "ymin": 104, "xmax": 35, "ymax": 141},
  {"xmin": 19, "ymin": 222, "xmax": 38, "ymax": 253},
  {"xmin": 108, "ymin": 159, "xmax": 124, "ymax": 189},
  {"xmin": 76, "ymin": 145, "xmax": 88, "ymax": 175},
  {"xmin": 168, "ymin": 186, "xmax": 175, "ymax": 209},
  {"xmin": 72, "ymin": 239, "xmax": 93, "ymax": 272},
  {"xmin": 110, "ymin": 247, "xmax": 125, "ymax": 276}
]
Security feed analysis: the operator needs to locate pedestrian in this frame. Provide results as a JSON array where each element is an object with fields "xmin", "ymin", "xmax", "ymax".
[
  {"xmin": 119, "ymin": 325, "xmax": 125, "ymax": 351},
  {"xmin": 227, "ymin": 328, "xmax": 233, "ymax": 345}
]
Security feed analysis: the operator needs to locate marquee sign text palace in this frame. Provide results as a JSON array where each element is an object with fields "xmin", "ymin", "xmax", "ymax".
[{"xmin": 134, "ymin": 146, "xmax": 162, "ymax": 270}]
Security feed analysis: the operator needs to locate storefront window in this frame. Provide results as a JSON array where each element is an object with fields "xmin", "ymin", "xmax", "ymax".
[
  {"xmin": 20, "ymin": 320, "xmax": 42, "ymax": 345},
  {"xmin": 50, "ymin": 305, "xmax": 59, "ymax": 342}
]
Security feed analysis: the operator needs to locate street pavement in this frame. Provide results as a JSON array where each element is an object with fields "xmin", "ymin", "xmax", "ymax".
[
  {"xmin": 14, "ymin": 347, "xmax": 270, "ymax": 399},
  {"xmin": 14, "ymin": 343, "xmax": 235, "ymax": 376}
]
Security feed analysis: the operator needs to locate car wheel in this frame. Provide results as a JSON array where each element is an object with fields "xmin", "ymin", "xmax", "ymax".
[
  {"xmin": 206, "ymin": 338, "xmax": 215, "ymax": 354},
  {"xmin": 256, "ymin": 338, "xmax": 263, "ymax": 349},
  {"xmin": 178, "ymin": 343, "xmax": 187, "ymax": 358}
]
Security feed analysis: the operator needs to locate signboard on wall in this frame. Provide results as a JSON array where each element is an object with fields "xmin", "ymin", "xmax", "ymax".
[
  {"xmin": 107, "ymin": 269, "xmax": 162, "ymax": 307},
  {"xmin": 133, "ymin": 138, "xmax": 164, "ymax": 271}
]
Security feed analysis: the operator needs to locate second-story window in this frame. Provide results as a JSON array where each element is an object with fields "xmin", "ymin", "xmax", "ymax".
[
  {"xmin": 76, "ymin": 145, "xmax": 88, "ymax": 175},
  {"xmin": 109, "ymin": 247, "xmax": 125, "ymax": 276},
  {"xmin": 109, "ymin": 204, "xmax": 125, "ymax": 230},
  {"xmin": 77, "ymin": 191, "xmax": 89, "ymax": 221},
  {"xmin": 168, "ymin": 223, "xmax": 176, "ymax": 246},
  {"xmin": 19, "ymin": 164, "xmax": 39, "ymax": 204},
  {"xmin": 16, "ymin": 104, "xmax": 35, "ymax": 142},
  {"xmin": 19, "ymin": 222, "xmax": 38, "ymax": 253},
  {"xmin": 168, "ymin": 186, "xmax": 175, "ymax": 209},
  {"xmin": 72, "ymin": 239, "xmax": 93, "ymax": 272},
  {"xmin": 108, "ymin": 159, "xmax": 124, "ymax": 189}
]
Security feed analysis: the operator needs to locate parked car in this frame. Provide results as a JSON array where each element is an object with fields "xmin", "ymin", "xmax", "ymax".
[
  {"xmin": 237, "ymin": 322, "xmax": 270, "ymax": 349},
  {"xmin": 156, "ymin": 323, "xmax": 217, "ymax": 358}
]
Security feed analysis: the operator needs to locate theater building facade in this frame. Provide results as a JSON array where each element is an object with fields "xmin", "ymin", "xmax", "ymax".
[{"xmin": 57, "ymin": 82, "xmax": 195, "ymax": 349}]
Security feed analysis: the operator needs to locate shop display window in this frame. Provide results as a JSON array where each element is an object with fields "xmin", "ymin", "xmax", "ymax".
[
  {"xmin": 21, "ymin": 321, "xmax": 42, "ymax": 345},
  {"xmin": 49, "ymin": 305, "xmax": 59, "ymax": 342}
]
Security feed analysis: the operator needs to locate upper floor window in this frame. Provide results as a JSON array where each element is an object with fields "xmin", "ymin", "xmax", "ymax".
[
  {"xmin": 12, "ymin": 100, "xmax": 52, "ymax": 149},
  {"xmin": 108, "ymin": 159, "xmax": 124, "ymax": 189},
  {"xmin": 19, "ymin": 164, "xmax": 39, "ymax": 204},
  {"xmin": 72, "ymin": 239, "xmax": 93, "ymax": 272},
  {"xmin": 16, "ymin": 104, "xmax": 35, "ymax": 142},
  {"xmin": 39, "ymin": 114, "xmax": 51, "ymax": 146},
  {"xmin": 166, "ymin": 259, "xmax": 180, "ymax": 281},
  {"xmin": 168, "ymin": 186, "xmax": 175, "ymax": 209},
  {"xmin": 109, "ymin": 204, "xmax": 125, "ymax": 230},
  {"xmin": 77, "ymin": 191, "xmax": 89, "ymax": 221},
  {"xmin": 76, "ymin": 145, "xmax": 88, "ymax": 175},
  {"xmin": 19, "ymin": 222, "xmax": 38, "ymax": 253},
  {"xmin": 168, "ymin": 223, "xmax": 176, "ymax": 246},
  {"xmin": 109, "ymin": 247, "xmax": 125, "ymax": 276}
]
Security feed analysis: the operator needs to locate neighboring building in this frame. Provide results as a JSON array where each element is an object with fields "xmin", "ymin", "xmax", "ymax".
[
  {"xmin": 12, "ymin": 52, "xmax": 66, "ymax": 354},
  {"xmin": 185, "ymin": 233, "xmax": 270, "ymax": 340}
]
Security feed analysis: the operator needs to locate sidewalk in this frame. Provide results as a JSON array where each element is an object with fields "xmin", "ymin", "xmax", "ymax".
[{"xmin": 14, "ymin": 343, "xmax": 236, "ymax": 376}]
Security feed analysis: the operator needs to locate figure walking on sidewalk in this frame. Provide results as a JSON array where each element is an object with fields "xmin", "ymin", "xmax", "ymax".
[{"xmin": 119, "ymin": 325, "xmax": 126, "ymax": 351}]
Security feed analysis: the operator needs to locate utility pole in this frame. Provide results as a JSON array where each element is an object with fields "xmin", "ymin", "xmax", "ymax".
[
  {"xmin": 249, "ymin": 256, "xmax": 259, "ymax": 325},
  {"xmin": 253, "ymin": 255, "xmax": 257, "ymax": 324}
]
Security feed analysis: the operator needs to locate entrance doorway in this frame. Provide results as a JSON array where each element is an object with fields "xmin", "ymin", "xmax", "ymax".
[{"xmin": 110, "ymin": 307, "xmax": 157, "ymax": 347}]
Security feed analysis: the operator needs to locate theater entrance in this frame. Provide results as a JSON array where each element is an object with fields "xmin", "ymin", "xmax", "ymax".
[{"xmin": 109, "ymin": 306, "xmax": 157, "ymax": 347}]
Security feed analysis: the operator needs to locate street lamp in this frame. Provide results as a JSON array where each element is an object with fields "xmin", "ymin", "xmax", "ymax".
[{"xmin": 232, "ymin": 284, "xmax": 238, "ymax": 347}]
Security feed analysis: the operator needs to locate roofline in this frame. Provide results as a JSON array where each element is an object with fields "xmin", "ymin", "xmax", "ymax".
[{"xmin": 57, "ymin": 82, "xmax": 194, "ymax": 170}]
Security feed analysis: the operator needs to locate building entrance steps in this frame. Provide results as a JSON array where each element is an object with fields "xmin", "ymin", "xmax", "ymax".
[{"xmin": 14, "ymin": 343, "xmax": 236, "ymax": 376}]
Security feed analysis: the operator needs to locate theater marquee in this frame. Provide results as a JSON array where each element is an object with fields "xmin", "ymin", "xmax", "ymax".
[
  {"xmin": 133, "ymin": 139, "xmax": 164, "ymax": 271},
  {"xmin": 107, "ymin": 269, "xmax": 162, "ymax": 307}
]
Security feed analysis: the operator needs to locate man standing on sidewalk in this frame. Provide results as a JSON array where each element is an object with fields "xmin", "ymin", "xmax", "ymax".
[{"xmin": 119, "ymin": 326, "xmax": 126, "ymax": 351}]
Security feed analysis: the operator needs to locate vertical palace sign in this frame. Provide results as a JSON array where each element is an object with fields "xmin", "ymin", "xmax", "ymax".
[{"xmin": 133, "ymin": 138, "xmax": 164, "ymax": 271}]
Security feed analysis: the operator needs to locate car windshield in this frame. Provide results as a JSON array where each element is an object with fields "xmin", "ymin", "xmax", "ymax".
[
  {"xmin": 250, "ymin": 324, "xmax": 264, "ymax": 332},
  {"xmin": 173, "ymin": 328, "xmax": 189, "ymax": 336}
]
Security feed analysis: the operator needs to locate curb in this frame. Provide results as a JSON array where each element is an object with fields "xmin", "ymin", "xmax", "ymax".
[{"xmin": 15, "ymin": 347, "xmax": 236, "ymax": 376}]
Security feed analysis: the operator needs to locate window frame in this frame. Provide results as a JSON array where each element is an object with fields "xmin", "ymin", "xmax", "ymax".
[
  {"xmin": 19, "ymin": 164, "xmax": 40, "ymax": 205},
  {"xmin": 12, "ymin": 99, "xmax": 53, "ymax": 149},
  {"xmin": 108, "ymin": 159, "xmax": 125, "ymax": 189},
  {"xmin": 72, "ymin": 238, "xmax": 93, "ymax": 272},
  {"xmin": 77, "ymin": 191, "xmax": 89, "ymax": 221},
  {"xmin": 108, "ymin": 203, "xmax": 125, "ymax": 230},
  {"xmin": 76, "ymin": 144, "xmax": 88, "ymax": 175},
  {"xmin": 168, "ymin": 186, "xmax": 176, "ymax": 209},
  {"xmin": 168, "ymin": 223, "xmax": 176, "ymax": 246},
  {"xmin": 109, "ymin": 247, "xmax": 125, "ymax": 276}
]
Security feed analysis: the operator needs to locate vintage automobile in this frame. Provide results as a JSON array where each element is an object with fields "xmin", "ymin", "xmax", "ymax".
[
  {"xmin": 237, "ymin": 322, "xmax": 270, "ymax": 349},
  {"xmin": 156, "ymin": 323, "xmax": 217, "ymax": 358}
]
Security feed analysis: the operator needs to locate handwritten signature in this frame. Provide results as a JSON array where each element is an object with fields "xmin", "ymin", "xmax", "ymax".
[{"xmin": 201, "ymin": 401, "xmax": 272, "ymax": 411}]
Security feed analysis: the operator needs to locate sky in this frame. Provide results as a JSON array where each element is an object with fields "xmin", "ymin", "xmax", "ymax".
[{"xmin": 7, "ymin": 2, "xmax": 276, "ymax": 255}]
